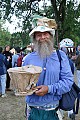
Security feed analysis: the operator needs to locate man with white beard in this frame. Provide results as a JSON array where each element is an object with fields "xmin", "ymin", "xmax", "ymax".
[
  {"xmin": 33, "ymin": 31, "xmax": 54, "ymax": 58},
  {"xmin": 22, "ymin": 16, "xmax": 74, "ymax": 120}
]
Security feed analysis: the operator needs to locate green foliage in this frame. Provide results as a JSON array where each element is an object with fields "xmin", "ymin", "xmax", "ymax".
[
  {"xmin": 11, "ymin": 31, "xmax": 30, "ymax": 47},
  {"xmin": 61, "ymin": 1, "xmax": 80, "ymax": 44},
  {"xmin": 0, "ymin": 20, "xmax": 30, "ymax": 47},
  {"xmin": 0, "ymin": 29, "xmax": 11, "ymax": 46},
  {"xmin": 0, "ymin": 0, "xmax": 80, "ymax": 46},
  {"xmin": 0, "ymin": 21, "xmax": 11, "ymax": 47}
]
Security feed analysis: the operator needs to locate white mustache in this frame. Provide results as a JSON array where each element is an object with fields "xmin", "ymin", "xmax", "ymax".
[{"xmin": 34, "ymin": 39, "xmax": 53, "ymax": 58}]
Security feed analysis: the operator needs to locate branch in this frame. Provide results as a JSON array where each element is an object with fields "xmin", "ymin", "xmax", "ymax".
[
  {"xmin": 59, "ymin": 0, "xmax": 66, "ymax": 22},
  {"xmin": 51, "ymin": 0, "xmax": 60, "ymax": 22}
]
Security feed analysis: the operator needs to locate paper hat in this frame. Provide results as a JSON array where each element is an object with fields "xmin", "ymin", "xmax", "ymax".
[{"xmin": 29, "ymin": 15, "xmax": 57, "ymax": 38}]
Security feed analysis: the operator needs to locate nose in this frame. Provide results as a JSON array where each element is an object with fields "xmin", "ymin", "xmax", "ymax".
[{"xmin": 41, "ymin": 34, "xmax": 45, "ymax": 39}]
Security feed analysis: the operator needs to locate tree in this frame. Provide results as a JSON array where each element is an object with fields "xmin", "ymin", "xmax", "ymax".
[
  {"xmin": 37, "ymin": 0, "xmax": 80, "ymax": 45},
  {"xmin": 0, "ymin": 0, "xmax": 80, "ymax": 46},
  {"xmin": 0, "ymin": 20, "xmax": 11, "ymax": 47}
]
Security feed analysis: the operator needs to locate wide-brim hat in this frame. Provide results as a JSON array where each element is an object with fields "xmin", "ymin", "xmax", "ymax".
[
  {"xmin": 29, "ymin": 26, "xmax": 55, "ymax": 37},
  {"xmin": 29, "ymin": 15, "xmax": 57, "ymax": 38}
]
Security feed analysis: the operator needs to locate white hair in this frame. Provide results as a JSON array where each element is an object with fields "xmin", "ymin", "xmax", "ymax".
[{"xmin": 34, "ymin": 35, "xmax": 54, "ymax": 58}]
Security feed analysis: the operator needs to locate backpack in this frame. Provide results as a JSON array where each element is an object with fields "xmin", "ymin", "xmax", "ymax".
[
  {"xmin": 17, "ymin": 55, "xmax": 23, "ymax": 67},
  {"xmin": 57, "ymin": 50, "xmax": 80, "ymax": 114},
  {"xmin": 57, "ymin": 50, "xmax": 74, "ymax": 74}
]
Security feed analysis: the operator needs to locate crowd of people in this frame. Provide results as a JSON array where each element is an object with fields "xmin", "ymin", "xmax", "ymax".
[
  {"xmin": 0, "ymin": 45, "xmax": 27, "ymax": 97},
  {"xmin": 0, "ymin": 16, "xmax": 80, "ymax": 120}
]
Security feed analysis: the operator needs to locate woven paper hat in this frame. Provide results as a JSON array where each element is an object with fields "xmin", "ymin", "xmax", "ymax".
[{"xmin": 29, "ymin": 15, "xmax": 57, "ymax": 38}]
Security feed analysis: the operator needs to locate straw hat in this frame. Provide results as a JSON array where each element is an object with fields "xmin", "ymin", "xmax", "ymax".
[{"xmin": 29, "ymin": 15, "xmax": 57, "ymax": 38}]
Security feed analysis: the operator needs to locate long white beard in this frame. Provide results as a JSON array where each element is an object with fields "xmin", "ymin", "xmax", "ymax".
[{"xmin": 34, "ymin": 39, "xmax": 54, "ymax": 58}]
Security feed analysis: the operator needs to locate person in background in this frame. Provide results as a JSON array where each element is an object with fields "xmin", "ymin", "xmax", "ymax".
[
  {"xmin": 76, "ymin": 45, "xmax": 80, "ymax": 55},
  {"xmin": 12, "ymin": 46, "xmax": 28, "ymax": 68},
  {"xmin": 61, "ymin": 47, "xmax": 74, "ymax": 75},
  {"xmin": 75, "ymin": 45, "xmax": 80, "ymax": 88},
  {"xmin": 22, "ymin": 16, "xmax": 74, "ymax": 120},
  {"xmin": 3, "ymin": 45, "xmax": 12, "ymax": 91},
  {"xmin": 0, "ymin": 47, "xmax": 8, "ymax": 97},
  {"xmin": 60, "ymin": 47, "xmax": 75, "ymax": 120},
  {"xmin": 12, "ymin": 47, "xmax": 21, "ymax": 67}
]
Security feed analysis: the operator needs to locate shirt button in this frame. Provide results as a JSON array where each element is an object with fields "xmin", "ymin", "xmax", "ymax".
[{"xmin": 43, "ymin": 68, "xmax": 46, "ymax": 70}]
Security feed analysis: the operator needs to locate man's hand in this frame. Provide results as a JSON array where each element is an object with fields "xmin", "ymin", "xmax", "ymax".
[{"xmin": 35, "ymin": 85, "xmax": 48, "ymax": 96}]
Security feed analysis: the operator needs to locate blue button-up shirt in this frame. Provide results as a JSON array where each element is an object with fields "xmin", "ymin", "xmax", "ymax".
[{"xmin": 22, "ymin": 50, "xmax": 73, "ymax": 106}]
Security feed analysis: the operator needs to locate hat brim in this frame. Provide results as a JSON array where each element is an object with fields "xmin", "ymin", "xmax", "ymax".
[{"xmin": 29, "ymin": 26, "xmax": 55, "ymax": 37}]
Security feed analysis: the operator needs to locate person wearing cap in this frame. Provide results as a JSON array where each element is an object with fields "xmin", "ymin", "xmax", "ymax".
[{"xmin": 22, "ymin": 16, "xmax": 74, "ymax": 120}]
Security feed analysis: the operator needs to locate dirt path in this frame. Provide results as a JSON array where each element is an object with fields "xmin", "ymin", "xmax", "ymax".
[
  {"xmin": 0, "ymin": 70, "xmax": 80, "ymax": 120},
  {"xmin": 0, "ymin": 91, "xmax": 26, "ymax": 120}
]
